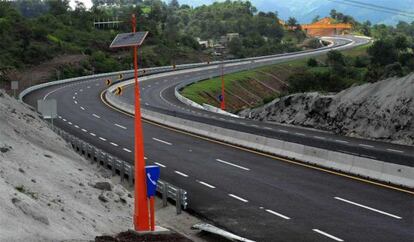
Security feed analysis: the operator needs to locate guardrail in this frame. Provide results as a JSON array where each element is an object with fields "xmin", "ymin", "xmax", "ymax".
[{"xmin": 48, "ymin": 123, "xmax": 188, "ymax": 214}]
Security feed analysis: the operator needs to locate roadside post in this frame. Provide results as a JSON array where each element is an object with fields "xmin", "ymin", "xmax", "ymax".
[
  {"xmin": 11, "ymin": 81, "xmax": 18, "ymax": 98},
  {"xmin": 37, "ymin": 99, "xmax": 57, "ymax": 126},
  {"xmin": 109, "ymin": 14, "xmax": 150, "ymax": 231},
  {"xmin": 145, "ymin": 165, "xmax": 160, "ymax": 231}
]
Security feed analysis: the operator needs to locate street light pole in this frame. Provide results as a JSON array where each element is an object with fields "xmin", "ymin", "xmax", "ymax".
[{"xmin": 131, "ymin": 14, "xmax": 150, "ymax": 231}]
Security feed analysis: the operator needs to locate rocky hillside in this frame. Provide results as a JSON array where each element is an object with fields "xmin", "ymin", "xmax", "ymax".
[
  {"xmin": 0, "ymin": 90, "xmax": 133, "ymax": 241},
  {"xmin": 240, "ymin": 73, "xmax": 414, "ymax": 145}
]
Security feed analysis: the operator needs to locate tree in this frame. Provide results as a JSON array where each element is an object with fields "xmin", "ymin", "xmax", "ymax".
[
  {"xmin": 228, "ymin": 37, "xmax": 243, "ymax": 57},
  {"xmin": 368, "ymin": 39, "xmax": 398, "ymax": 66},
  {"xmin": 169, "ymin": 0, "xmax": 179, "ymax": 9},
  {"xmin": 312, "ymin": 15, "xmax": 320, "ymax": 23},
  {"xmin": 307, "ymin": 58, "xmax": 318, "ymax": 67},
  {"xmin": 47, "ymin": 0, "xmax": 70, "ymax": 15},
  {"xmin": 287, "ymin": 17, "xmax": 298, "ymax": 27},
  {"xmin": 330, "ymin": 9, "xmax": 337, "ymax": 19}
]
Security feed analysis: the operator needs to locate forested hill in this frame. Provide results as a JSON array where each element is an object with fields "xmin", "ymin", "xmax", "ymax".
[{"xmin": 0, "ymin": 0, "xmax": 307, "ymax": 86}]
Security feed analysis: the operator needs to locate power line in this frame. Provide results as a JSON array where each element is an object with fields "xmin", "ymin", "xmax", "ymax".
[
  {"xmin": 326, "ymin": 0, "xmax": 414, "ymax": 19},
  {"xmin": 341, "ymin": 0, "xmax": 414, "ymax": 15}
]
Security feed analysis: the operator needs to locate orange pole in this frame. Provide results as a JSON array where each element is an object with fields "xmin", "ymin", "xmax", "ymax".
[
  {"xmin": 220, "ymin": 56, "xmax": 225, "ymax": 110},
  {"xmin": 150, "ymin": 197, "xmax": 155, "ymax": 231},
  {"xmin": 132, "ymin": 14, "xmax": 150, "ymax": 231}
]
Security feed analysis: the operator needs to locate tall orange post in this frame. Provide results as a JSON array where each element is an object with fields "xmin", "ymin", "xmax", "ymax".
[
  {"xmin": 220, "ymin": 58, "xmax": 225, "ymax": 110},
  {"xmin": 132, "ymin": 14, "xmax": 150, "ymax": 231}
]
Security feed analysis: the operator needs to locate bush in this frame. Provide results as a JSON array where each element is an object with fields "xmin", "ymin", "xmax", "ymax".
[{"xmin": 307, "ymin": 58, "xmax": 318, "ymax": 67}]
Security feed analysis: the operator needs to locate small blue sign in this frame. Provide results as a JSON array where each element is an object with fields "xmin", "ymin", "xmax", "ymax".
[
  {"xmin": 218, "ymin": 94, "xmax": 223, "ymax": 102},
  {"xmin": 145, "ymin": 165, "xmax": 160, "ymax": 197}
]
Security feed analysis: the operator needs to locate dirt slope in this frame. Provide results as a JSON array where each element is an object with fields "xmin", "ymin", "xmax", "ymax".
[{"xmin": 240, "ymin": 73, "xmax": 414, "ymax": 145}]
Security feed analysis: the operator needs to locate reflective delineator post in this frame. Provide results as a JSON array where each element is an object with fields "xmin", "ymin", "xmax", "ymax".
[{"xmin": 131, "ymin": 14, "xmax": 150, "ymax": 231}]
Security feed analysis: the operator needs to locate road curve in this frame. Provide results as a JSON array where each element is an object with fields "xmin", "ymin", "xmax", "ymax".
[{"xmin": 23, "ymin": 36, "xmax": 414, "ymax": 241}]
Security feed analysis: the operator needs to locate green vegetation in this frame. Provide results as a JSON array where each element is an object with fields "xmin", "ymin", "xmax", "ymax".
[
  {"xmin": 181, "ymin": 9, "xmax": 414, "ymax": 112},
  {"xmin": 0, "ymin": 0, "xmax": 309, "ymax": 85}
]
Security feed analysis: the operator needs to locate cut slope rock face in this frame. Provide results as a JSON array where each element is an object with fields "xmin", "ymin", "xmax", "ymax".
[
  {"xmin": 241, "ymin": 73, "xmax": 414, "ymax": 145},
  {"xmin": 0, "ymin": 90, "xmax": 133, "ymax": 241}
]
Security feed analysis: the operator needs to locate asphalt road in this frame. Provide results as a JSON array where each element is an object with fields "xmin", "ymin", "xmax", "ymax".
[{"xmin": 23, "ymin": 36, "xmax": 414, "ymax": 241}]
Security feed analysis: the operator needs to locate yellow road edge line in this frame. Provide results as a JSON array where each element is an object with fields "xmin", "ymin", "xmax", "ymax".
[{"xmin": 100, "ymin": 90, "xmax": 414, "ymax": 196}]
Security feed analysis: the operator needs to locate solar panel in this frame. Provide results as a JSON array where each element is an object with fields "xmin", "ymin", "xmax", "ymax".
[{"xmin": 110, "ymin": 31, "xmax": 149, "ymax": 48}]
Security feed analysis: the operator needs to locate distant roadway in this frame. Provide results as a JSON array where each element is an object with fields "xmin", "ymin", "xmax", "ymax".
[{"xmin": 24, "ymin": 36, "xmax": 413, "ymax": 241}]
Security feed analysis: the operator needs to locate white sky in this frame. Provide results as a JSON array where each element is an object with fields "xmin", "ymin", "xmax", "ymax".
[{"xmin": 70, "ymin": 0, "xmax": 93, "ymax": 9}]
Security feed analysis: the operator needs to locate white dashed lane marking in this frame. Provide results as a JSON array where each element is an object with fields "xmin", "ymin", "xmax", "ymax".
[
  {"xmin": 265, "ymin": 209, "xmax": 290, "ymax": 220},
  {"xmin": 80, "ymin": 106, "xmax": 85, "ymax": 111},
  {"xmin": 152, "ymin": 137, "xmax": 172, "ymax": 146},
  {"xmin": 216, "ymin": 159, "xmax": 250, "ymax": 171},
  {"xmin": 93, "ymin": 114, "xmax": 100, "ymax": 119},
  {"xmin": 90, "ymin": 133, "xmax": 96, "ymax": 137},
  {"xmin": 334, "ymin": 197, "xmax": 402, "ymax": 219},
  {"xmin": 114, "ymin": 123, "xmax": 127, "ymax": 129},
  {"xmin": 123, "ymin": 148, "xmax": 132, "ymax": 153},
  {"xmin": 174, "ymin": 171, "xmax": 189, "ymax": 177},
  {"xmin": 110, "ymin": 142, "xmax": 118, "ymax": 147},
  {"xmin": 228, "ymin": 194, "xmax": 248, "ymax": 203},
  {"xmin": 99, "ymin": 137, "xmax": 107, "ymax": 141},
  {"xmin": 197, "ymin": 180, "xmax": 216, "ymax": 189},
  {"xmin": 154, "ymin": 162, "xmax": 166, "ymax": 168},
  {"xmin": 312, "ymin": 229, "xmax": 343, "ymax": 241},
  {"xmin": 386, "ymin": 148, "xmax": 404, "ymax": 153}
]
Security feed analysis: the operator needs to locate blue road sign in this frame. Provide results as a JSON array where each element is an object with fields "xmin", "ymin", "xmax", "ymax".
[
  {"xmin": 145, "ymin": 165, "xmax": 160, "ymax": 197},
  {"xmin": 218, "ymin": 94, "xmax": 223, "ymax": 102}
]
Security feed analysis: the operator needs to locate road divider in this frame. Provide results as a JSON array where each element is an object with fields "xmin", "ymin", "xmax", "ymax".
[{"xmin": 105, "ymin": 89, "xmax": 414, "ymax": 189}]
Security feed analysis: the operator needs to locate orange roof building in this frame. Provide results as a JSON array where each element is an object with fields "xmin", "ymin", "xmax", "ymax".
[{"xmin": 301, "ymin": 17, "xmax": 352, "ymax": 36}]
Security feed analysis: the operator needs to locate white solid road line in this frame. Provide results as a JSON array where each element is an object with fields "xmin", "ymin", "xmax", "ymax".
[
  {"xmin": 152, "ymin": 137, "xmax": 172, "ymax": 146},
  {"xmin": 92, "ymin": 114, "xmax": 100, "ymax": 119},
  {"xmin": 114, "ymin": 123, "xmax": 127, "ymax": 129},
  {"xmin": 197, "ymin": 180, "xmax": 216, "ymax": 189},
  {"xmin": 312, "ymin": 229, "xmax": 344, "ymax": 241},
  {"xmin": 216, "ymin": 159, "xmax": 250, "ymax": 171},
  {"xmin": 228, "ymin": 194, "xmax": 248, "ymax": 203},
  {"xmin": 386, "ymin": 148, "xmax": 404, "ymax": 153},
  {"xmin": 90, "ymin": 133, "xmax": 96, "ymax": 137},
  {"xmin": 334, "ymin": 197, "xmax": 402, "ymax": 219},
  {"xmin": 174, "ymin": 170, "xmax": 189, "ymax": 177},
  {"xmin": 154, "ymin": 162, "xmax": 166, "ymax": 168},
  {"xmin": 265, "ymin": 209, "xmax": 290, "ymax": 220},
  {"xmin": 123, "ymin": 148, "xmax": 132, "ymax": 153},
  {"xmin": 99, "ymin": 137, "xmax": 107, "ymax": 141},
  {"xmin": 110, "ymin": 142, "xmax": 119, "ymax": 147}
]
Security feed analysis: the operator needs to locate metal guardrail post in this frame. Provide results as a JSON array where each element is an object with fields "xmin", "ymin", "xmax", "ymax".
[
  {"xmin": 176, "ymin": 188, "xmax": 182, "ymax": 215},
  {"xmin": 162, "ymin": 182, "xmax": 168, "ymax": 207}
]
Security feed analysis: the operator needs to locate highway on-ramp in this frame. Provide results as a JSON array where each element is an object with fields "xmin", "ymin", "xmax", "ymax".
[{"xmin": 23, "ymin": 36, "xmax": 413, "ymax": 241}]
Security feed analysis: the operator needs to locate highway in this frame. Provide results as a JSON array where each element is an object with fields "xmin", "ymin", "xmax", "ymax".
[{"xmin": 23, "ymin": 36, "xmax": 413, "ymax": 241}]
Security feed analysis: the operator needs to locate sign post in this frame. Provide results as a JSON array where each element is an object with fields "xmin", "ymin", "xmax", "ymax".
[
  {"xmin": 110, "ymin": 14, "xmax": 150, "ymax": 232},
  {"xmin": 11, "ymin": 81, "xmax": 18, "ymax": 98},
  {"xmin": 145, "ymin": 165, "xmax": 160, "ymax": 231},
  {"xmin": 37, "ymin": 99, "xmax": 57, "ymax": 126}
]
